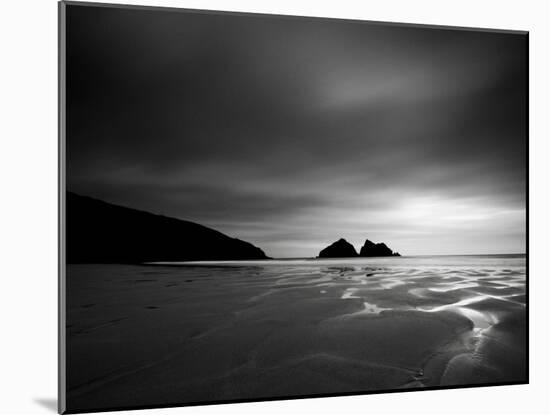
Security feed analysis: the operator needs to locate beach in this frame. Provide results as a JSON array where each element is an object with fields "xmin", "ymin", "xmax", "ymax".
[{"xmin": 65, "ymin": 255, "xmax": 526, "ymax": 412}]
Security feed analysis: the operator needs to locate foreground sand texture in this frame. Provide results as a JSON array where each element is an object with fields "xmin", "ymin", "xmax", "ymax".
[{"xmin": 66, "ymin": 255, "xmax": 526, "ymax": 412}]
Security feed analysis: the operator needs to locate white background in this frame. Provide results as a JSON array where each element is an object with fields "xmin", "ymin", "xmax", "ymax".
[{"xmin": 0, "ymin": 0, "xmax": 546, "ymax": 414}]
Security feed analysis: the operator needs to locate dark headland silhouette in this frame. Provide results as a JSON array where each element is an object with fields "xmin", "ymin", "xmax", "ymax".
[
  {"xmin": 318, "ymin": 238, "xmax": 400, "ymax": 258},
  {"xmin": 66, "ymin": 192, "xmax": 270, "ymax": 263}
]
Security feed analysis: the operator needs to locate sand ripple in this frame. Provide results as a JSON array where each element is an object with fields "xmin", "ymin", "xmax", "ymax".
[{"xmin": 66, "ymin": 255, "xmax": 526, "ymax": 411}]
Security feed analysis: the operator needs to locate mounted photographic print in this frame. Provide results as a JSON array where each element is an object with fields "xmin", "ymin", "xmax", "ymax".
[{"xmin": 58, "ymin": 1, "xmax": 528, "ymax": 413}]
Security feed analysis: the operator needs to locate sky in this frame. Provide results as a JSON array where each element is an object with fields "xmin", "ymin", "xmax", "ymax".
[{"xmin": 66, "ymin": 4, "xmax": 527, "ymax": 258}]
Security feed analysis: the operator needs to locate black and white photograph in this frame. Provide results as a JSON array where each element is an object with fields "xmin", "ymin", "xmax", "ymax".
[{"xmin": 59, "ymin": 1, "xmax": 527, "ymax": 413}]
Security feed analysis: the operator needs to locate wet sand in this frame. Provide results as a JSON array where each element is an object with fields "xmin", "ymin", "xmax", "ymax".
[{"xmin": 65, "ymin": 255, "xmax": 526, "ymax": 412}]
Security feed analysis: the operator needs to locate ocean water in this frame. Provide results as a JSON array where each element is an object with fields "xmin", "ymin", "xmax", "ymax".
[{"xmin": 66, "ymin": 254, "xmax": 526, "ymax": 412}]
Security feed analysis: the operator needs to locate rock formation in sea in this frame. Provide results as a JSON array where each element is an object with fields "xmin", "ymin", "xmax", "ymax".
[
  {"xmin": 318, "ymin": 238, "xmax": 359, "ymax": 258},
  {"xmin": 359, "ymin": 239, "xmax": 400, "ymax": 257},
  {"xmin": 66, "ymin": 192, "xmax": 270, "ymax": 263}
]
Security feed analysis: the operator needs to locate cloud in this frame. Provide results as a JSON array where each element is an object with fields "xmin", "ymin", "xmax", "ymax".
[{"xmin": 66, "ymin": 5, "xmax": 527, "ymax": 257}]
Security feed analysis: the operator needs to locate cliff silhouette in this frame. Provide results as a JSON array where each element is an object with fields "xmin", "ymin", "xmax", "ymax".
[
  {"xmin": 318, "ymin": 238, "xmax": 358, "ymax": 258},
  {"xmin": 66, "ymin": 192, "xmax": 270, "ymax": 263},
  {"xmin": 360, "ymin": 239, "xmax": 400, "ymax": 257},
  {"xmin": 318, "ymin": 238, "xmax": 400, "ymax": 258}
]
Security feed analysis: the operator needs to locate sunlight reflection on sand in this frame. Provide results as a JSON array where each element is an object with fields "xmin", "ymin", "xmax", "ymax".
[{"xmin": 66, "ymin": 255, "xmax": 526, "ymax": 411}]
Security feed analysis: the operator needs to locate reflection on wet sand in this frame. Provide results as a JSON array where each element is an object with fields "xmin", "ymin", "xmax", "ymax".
[{"xmin": 66, "ymin": 255, "xmax": 526, "ymax": 412}]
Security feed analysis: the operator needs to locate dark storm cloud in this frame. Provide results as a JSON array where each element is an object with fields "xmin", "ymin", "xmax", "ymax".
[{"xmin": 66, "ymin": 5, "xmax": 527, "ymax": 257}]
